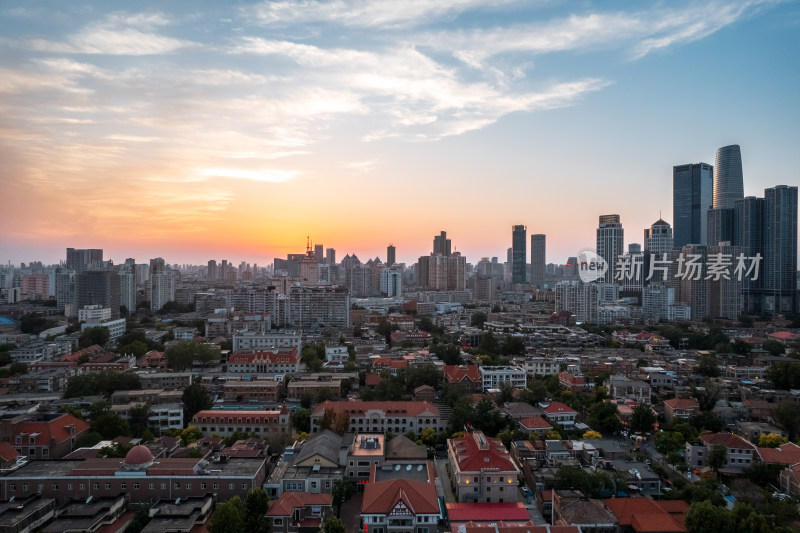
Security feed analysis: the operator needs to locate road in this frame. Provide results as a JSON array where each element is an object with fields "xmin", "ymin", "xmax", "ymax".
[{"xmin": 435, "ymin": 457, "xmax": 456, "ymax": 503}]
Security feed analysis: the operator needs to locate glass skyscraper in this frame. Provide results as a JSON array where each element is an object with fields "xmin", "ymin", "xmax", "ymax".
[
  {"xmin": 673, "ymin": 162, "xmax": 713, "ymax": 248},
  {"xmin": 763, "ymin": 185, "xmax": 798, "ymax": 313},
  {"xmin": 714, "ymin": 145, "xmax": 744, "ymax": 209}
]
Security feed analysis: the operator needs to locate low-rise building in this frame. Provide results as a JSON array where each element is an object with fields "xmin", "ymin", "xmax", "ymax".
[
  {"xmin": 192, "ymin": 407, "xmax": 290, "ymax": 441},
  {"xmin": 540, "ymin": 402, "xmax": 578, "ymax": 430},
  {"xmin": 227, "ymin": 348, "xmax": 300, "ymax": 375},
  {"xmin": 479, "ymin": 366, "xmax": 526, "ymax": 392},
  {"xmin": 310, "ymin": 401, "xmax": 446, "ymax": 435},
  {"xmin": 685, "ymin": 432, "xmax": 757, "ymax": 474},
  {"xmin": 448, "ymin": 431, "xmax": 520, "ymax": 503},
  {"xmin": 361, "ymin": 462, "xmax": 440, "ymax": 533},
  {"xmin": 268, "ymin": 492, "xmax": 333, "ymax": 533},
  {"xmin": 663, "ymin": 398, "xmax": 700, "ymax": 424}
]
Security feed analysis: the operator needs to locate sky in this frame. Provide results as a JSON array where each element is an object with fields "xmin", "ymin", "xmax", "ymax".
[{"xmin": 1, "ymin": 0, "xmax": 798, "ymax": 268}]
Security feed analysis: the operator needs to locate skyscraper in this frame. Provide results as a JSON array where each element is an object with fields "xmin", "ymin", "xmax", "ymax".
[
  {"xmin": 763, "ymin": 185, "xmax": 798, "ymax": 313},
  {"xmin": 314, "ymin": 244, "xmax": 324, "ymax": 263},
  {"xmin": 75, "ymin": 270, "xmax": 120, "ymax": 319},
  {"xmin": 673, "ymin": 163, "xmax": 713, "ymax": 248},
  {"xmin": 207, "ymin": 260, "xmax": 218, "ymax": 280},
  {"xmin": 531, "ymin": 234, "xmax": 546, "ymax": 289},
  {"xmin": 596, "ymin": 215, "xmax": 624, "ymax": 284},
  {"xmin": 325, "ymin": 248, "xmax": 336, "ymax": 265},
  {"xmin": 511, "ymin": 225, "xmax": 527, "ymax": 284},
  {"xmin": 714, "ymin": 145, "xmax": 744, "ymax": 209},
  {"xmin": 643, "ymin": 219, "xmax": 674, "ymax": 254},
  {"xmin": 735, "ymin": 196, "xmax": 764, "ymax": 313},
  {"xmin": 433, "ymin": 231, "xmax": 451, "ymax": 256},
  {"xmin": 706, "ymin": 207, "xmax": 736, "ymax": 246},
  {"xmin": 386, "ymin": 245, "xmax": 396, "ymax": 267}
]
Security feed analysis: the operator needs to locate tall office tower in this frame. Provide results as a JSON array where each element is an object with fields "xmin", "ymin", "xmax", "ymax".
[
  {"xmin": 714, "ymin": 145, "xmax": 744, "ymax": 209},
  {"xmin": 707, "ymin": 208, "xmax": 736, "ymax": 246},
  {"xmin": 75, "ymin": 270, "xmax": 121, "ymax": 319},
  {"xmin": 124, "ymin": 258, "xmax": 136, "ymax": 268},
  {"xmin": 433, "ymin": 231, "xmax": 451, "ymax": 256},
  {"xmin": 325, "ymin": 248, "xmax": 336, "ymax": 265},
  {"xmin": 66, "ymin": 248, "xmax": 103, "ymax": 273},
  {"xmin": 386, "ymin": 245, "xmax": 396, "ymax": 267},
  {"xmin": 735, "ymin": 196, "xmax": 764, "ymax": 313},
  {"xmin": 708, "ymin": 243, "xmax": 743, "ymax": 319},
  {"xmin": 207, "ymin": 260, "xmax": 218, "ymax": 280},
  {"xmin": 531, "ymin": 234, "xmax": 546, "ymax": 289},
  {"xmin": 643, "ymin": 219, "xmax": 674, "ymax": 254},
  {"xmin": 299, "ymin": 252, "xmax": 319, "ymax": 286},
  {"xmin": 676, "ymin": 244, "xmax": 709, "ymax": 320},
  {"xmin": 763, "ymin": 185, "xmax": 798, "ymax": 313},
  {"xmin": 511, "ymin": 225, "xmax": 527, "ymax": 284},
  {"xmin": 380, "ymin": 267, "xmax": 402, "ymax": 297},
  {"xmin": 314, "ymin": 244, "xmax": 324, "ymax": 263},
  {"xmin": 596, "ymin": 215, "xmax": 624, "ymax": 284},
  {"xmin": 673, "ymin": 162, "xmax": 713, "ymax": 248},
  {"xmin": 119, "ymin": 267, "xmax": 136, "ymax": 315}
]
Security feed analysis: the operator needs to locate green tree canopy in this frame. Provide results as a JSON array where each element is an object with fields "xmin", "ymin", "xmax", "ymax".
[
  {"xmin": 181, "ymin": 383, "xmax": 212, "ymax": 424},
  {"xmin": 209, "ymin": 496, "xmax": 245, "ymax": 533},
  {"xmin": 323, "ymin": 516, "xmax": 346, "ymax": 533},
  {"xmin": 685, "ymin": 500, "xmax": 733, "ymax": 533},
  {"xmin": 332, "ymin": 479, "xmax": 354, "ymax": 517},
  {"xmin": 65, "ymin": 370, "xmax": 141, "ymax": 398},
  {"xmin": 78, "ymin": 326, "xmax": 110, "ymax": 349}
]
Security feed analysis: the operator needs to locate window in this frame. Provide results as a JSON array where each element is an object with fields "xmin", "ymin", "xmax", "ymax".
[
  {"xmin": 229, "ymin": 483, "xmax": 234, "ymax": 490},
  {"xmin": 105, "ymin": 483, "xmax": 111, "ymax": 489},
  {"xmin": 274, "ymin": 518, "xmax": 283, "ymax": 525},
  {"xmin": 38, "ymin": 484, "xmax": 43, "ymax": 491},
  {"xmin": 9, "ymin": 484, "xmax": 15, "ymax": 491},
  {"xmin": 134, "ymin": 483, "xmax": 140, "ymax": 489},
  {"xmin": 120, "ymin": 483, "xmax": 126, "ymax": 489},
  {"xmin": 68, "ymin": 483, "xmax": 73, "ymax": 490},
  {"xmin": 51, "ymin": 484, "xmax": 58, "ymax": 490},
  {"xmin": 242, "ymin": 483, "xmax": 247, "ymax": 489},
  {"xmin": 94, "ymin": 483, "xmax": 99, "ymax": 489},
  {"xmin": 161, "ymin": 483, "xmax": 166, "ymax": 490},
  {"xmin": 186, "ymin": 483, "xmax": 191, "ymax": 489},
  {"xmin": 213, "ymin": 483, "xmax": 219, "ymax": 489},
  {"xmin": 149, "ymin": 483, "xmax": 154, "ymax": 490},
  {"xmin": 79, "ymin": 484, "xmax": 85, "ymax": 490},
  {"xmin": 175, "ymin": 483, "xmax": 180, "ymax": 489}
]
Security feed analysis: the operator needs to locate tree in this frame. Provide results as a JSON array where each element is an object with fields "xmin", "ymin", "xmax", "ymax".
[
  {"xmin": 582, "ymin": 430, "xmax": 602, "ymax": 440},
  {"xmin": 91, "ymin": 410, "xmax": 130, "ymax": 439},
  {"xmin": 8, "ymin": 362, "xmax": 27, "ymax": 376},
  {"xmin": 182, "ymin": 383, "xmax": 212, "ymax": 424},
  {"xmin": 126, "ymin": 505, "xmax": 152, "ymax": 533},
  {"xmin": 129, "ymin": 404, "xmax": 151, "ymax": 438},
  {"xmin": 707, "ymin": 444, "xmax": 728, "ymax": 477},
  {"xmin": 292, "ymin": 408, "xmax": 311, "ymax": 433},
  {"xmin": 78, "ymin": 326, "xmax": 110, "ymax": 349},
  {"xmin": 763, "ymin": 339, "xmax": 786, "ymax": 356},
  {"xmin": 685, "ymin": 500, "xmax": 733, "ymax": 533},
  {"xmin": 757, "ymin": 433, "xmax": 787, "ymax": 448},
  {"xmin": 731, "ymin": 503, "xmax": 769, "ymax": 533},
  {"xmin": 319, "ymin": 409, "xmax": 350, "ymax": 435},
  {"xmin": 65, "ymin": 370, "xmax": 142, "ymax": 398},
  {"xmin": 771, "ymin": 400, "xmax": 800, "ymax": 440},
  {"xmin": 181, "ymin": 426, "xmax": 203, "ymax": 445},
  {"xmin": 766, "ymin": 362, "xmax": 800, "ymax": 390},
  {"xmin": 332, "ymin": 478, "xmax": 354, "ymax": 517},
  {"xmin": 431, "ymin": 343, "xmax": 463, "ymax": 365},
  {"xmin": 588, "ymin": 401, "xmax": 622, "ymax": 434},
  {"xmin": 166, "ymin": 340, "xmax": 220, "ymax": 371},
  {"xmin": 245, "ymin": 488, "xmax": 271, "ymax": 533},
  {"xmin": 209, "ymin": 496, "xmax": 245, "ymax": 533},
  {"xmin": 119, "ymin": 340, "xmax": 149, "ymax": 358},
  {"xmin": 323, "ymin": 516, "xmax": 346, "ymax": 533},
  {"xmin": 420, "ymin": 427, "xmax": 436, "ymax": 445},
  {"xmin": 100, "ymin": 442, "xmax": 135, "ymax": 458},
  {"xmin": 697, "ymin": 354, "xmax": 720, "ymax": 377},
  {"xmin": 630, "ymin": 404, "xmax": 656, "ymax": 434}
]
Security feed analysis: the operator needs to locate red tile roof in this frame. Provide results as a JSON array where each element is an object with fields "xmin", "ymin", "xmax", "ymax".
[
  {"xmin": 17, "ymin": 413, "xmax": 90, "ymax": 446},
  {"xmin": 444, "ymin": 365, "xmax": 481, "ymax": 385},
  {"xmin": 520, "ymin": 416, "xmax": 552, "ymax": 430},
  {"xmin": 757, "ymin": 442, "xmax": 800, "ymax": 465},
  {"xmin": 663, "ymin": 398, "xmax": 699, "ymax": 410},
  {"xmin": 700, "ymin": 432, "xmax": 755, "ymax": 450},
  {"xmin": 362, "ymin": 477, "xmax": 438, "ymax": 515},
  {"xmin": 604, "ymin": 498, "xmax": 688, "ymax": 533},
  {"xmin": 542, "ymin": 402, "xmax": 577, "ymax": 415},
  {"xmin": 450, "ymin": 432, "xmax": 518, "ymax": 473},
  {"xmin": 311, "ymin": 400, "xmax": 439, "ymax": 417},
  {"xmin": 446, "ymin": 503, "xmax": 530, "ymax": 522},
  {"xmin": 267, "ymin": 492, "xmax": 332, "ymax": 516}
]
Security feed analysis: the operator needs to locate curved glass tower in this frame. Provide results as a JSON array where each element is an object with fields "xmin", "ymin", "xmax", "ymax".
[{"xmin": 714, "ymin": 144, "xmax": 744, "ymax": 209}]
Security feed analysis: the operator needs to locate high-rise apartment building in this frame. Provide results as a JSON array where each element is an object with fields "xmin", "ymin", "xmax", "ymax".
[
  {"xmin": 75, "ymin": 270, "xmax": 120, "ymax": 319},
  {"xmin": 325, "ymin": 248, "xmax": 336, "ymax": 265},
  {"xmin": 511, "ymin": 225, "xmax": 527, "ymax": 284},
  {"xmin": 531, "ymin": 234, "xmax": 546, "ymax": 289},
  {"xmin": 763, "ymin": 185, "xmax": 798, "ymax": 313},
  {"xmin": 118, "ymin": 267, "xmax": 136, "ymax": 314},
  {"xmin": 714, "ymin": 145, "xmax": 744, "ymax": 209},
  {"xmin": 433, "ymin": 231, "xmax": 451, "ymax": 257},
  {"xmin": 149, "ymin": 258, "xmax": 176, "ymax": 312},
  {"xmin": 380, "ymin": 268, "xmax": 402, "ymax": 297},
  {"xmin": 66, "ymin": 248, "xmax": 103, "ymax": 273},
  {"xmin": 555, "ymin": 281, "xmax": 598, "ymax": 323},
  {"xmin": 673, "ymin": 163, "xmax": 713, "ymax": 248},
  {"xmin": 386, "ymin": 245, "xmax": 396, "ymax": 267},
  {"xmin": 597, "ymin": 215, "xmax": 624, "ymax": 284},
  {"xmin": 314, "ymin": 244, "xmax": 324, "ymax": 263},
  {"xmin": 207, "ymin": 260, "xmax": 218, "ymax": 280}
]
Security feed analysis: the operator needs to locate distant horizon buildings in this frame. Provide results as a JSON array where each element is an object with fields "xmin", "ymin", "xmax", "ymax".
[{"xmin": 531, "ymin": 234, "xmax": 546, "ymax": 289}]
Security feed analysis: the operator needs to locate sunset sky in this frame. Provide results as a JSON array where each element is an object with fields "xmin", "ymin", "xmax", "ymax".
[{"xmin": 1, "ymin": 1, "xmax": 798, "ymax": 267}]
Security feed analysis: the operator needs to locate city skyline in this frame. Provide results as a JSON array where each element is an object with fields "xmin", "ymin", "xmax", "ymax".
[{"xmin": 2, "ymin": 1, "xmax": 799, "ymax": 266}]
